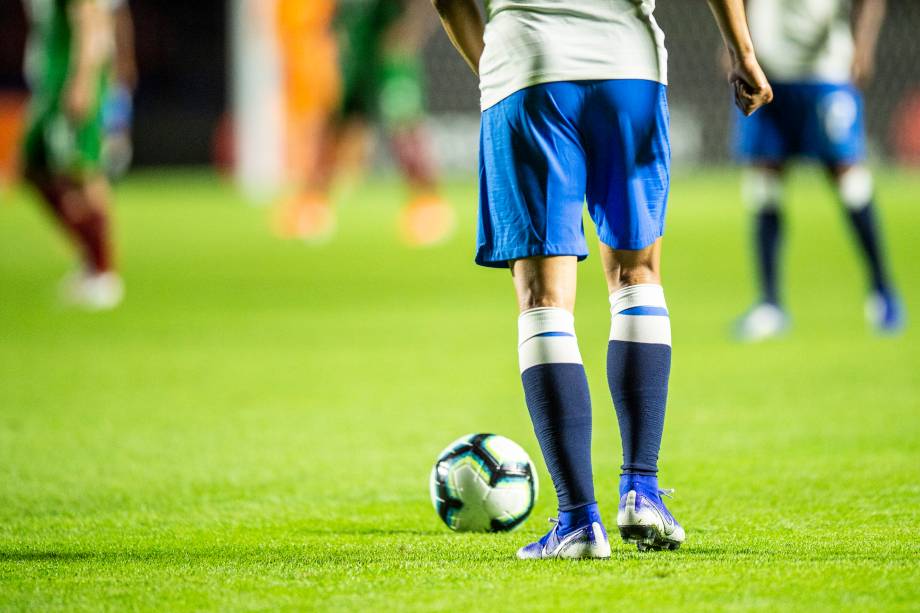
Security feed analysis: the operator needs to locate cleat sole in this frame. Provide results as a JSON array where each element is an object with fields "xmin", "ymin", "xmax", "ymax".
[{"xmin": 619, "ymin": 525, "xmax": 682, "ymax": 552}]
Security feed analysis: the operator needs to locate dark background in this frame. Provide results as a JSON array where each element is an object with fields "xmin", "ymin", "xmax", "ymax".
[
  {"xmin": 0, "ymin": 0, "xmax": 226, "ymax": 166},
  {"xmin": 2, "ymin": 1, "xmax": 918, "ymax": 166}
]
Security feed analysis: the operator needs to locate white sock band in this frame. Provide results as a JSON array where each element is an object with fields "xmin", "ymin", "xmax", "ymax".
[
  {"xmin": 518, "ymin": 307, "xmax": 582, "ymax": 373},
  {"xmin": 742, "ymin": 168, "xmax": 783, "ymax": 212},
  {"xmin": 610, "ymin": 284, "xmax": 671, "ymax": 346},
  {"xmin": 837, "ymin": 166, "xmax": 874, "ymax": 210}
]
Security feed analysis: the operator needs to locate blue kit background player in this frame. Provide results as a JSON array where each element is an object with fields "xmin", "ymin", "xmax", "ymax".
[
  {"xmin": 733, "ymin": 0, "xmax": 903, "ymax": 341},
  {"xmin": 433, "ymin": 0, "xmax": 772, "ymax": 558}
]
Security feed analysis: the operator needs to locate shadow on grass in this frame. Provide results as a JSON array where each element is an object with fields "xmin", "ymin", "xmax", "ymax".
[{"xmin": 0, "ymin": 551, "xmax": 97, "ymax": 562}]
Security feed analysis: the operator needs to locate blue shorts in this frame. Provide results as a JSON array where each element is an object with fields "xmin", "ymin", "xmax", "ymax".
[
  {"xmin": 476, "ymin": 80, "xmax": 670, "ymax": 268},
  {"xmin": 735, "ymin": 82, "xmax": 866, "ymax": 165}
]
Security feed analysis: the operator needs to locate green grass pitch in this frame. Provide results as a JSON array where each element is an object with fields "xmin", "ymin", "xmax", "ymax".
[{"xmin": 1, "ymin": 168, "xmax": 918, "ymax": 611}]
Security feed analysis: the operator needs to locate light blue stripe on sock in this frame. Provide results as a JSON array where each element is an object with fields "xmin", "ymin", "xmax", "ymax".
[{"xmin": 534, "ymin": 331, "xmax": 576, "ymax": 338}]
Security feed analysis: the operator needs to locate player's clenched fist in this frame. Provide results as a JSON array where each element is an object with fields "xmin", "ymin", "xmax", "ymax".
[{"xmin": 729, "ymin": 52, "xmax": 773, "ymax": 116}]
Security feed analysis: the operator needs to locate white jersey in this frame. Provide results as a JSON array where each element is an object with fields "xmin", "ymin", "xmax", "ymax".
[
  {"xmin": 478, "ymin": 0, "xmax": 667, "ymax": 110},
  {"xmin": 747, "ymin": 0, "xmax": 855, "ymax": 84}
]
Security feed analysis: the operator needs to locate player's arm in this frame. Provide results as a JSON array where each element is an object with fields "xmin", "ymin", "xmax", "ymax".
[
  {"xmin": 112, "ymin": 1, "xmax": 138, "ymax": 91},
  {"xmin": 384, "ymin": 0, "xmax": 440, "ymax": 55},
  {"xmin": 706, "ymin": 0, "xmax": 773, "ymax": 116},
  {"xmin": 430, "ymin": 0, "xmax": 485, "ymax": 76},
  {"xmin": 851, "ymin": 0, "xmax": 887, "ymax": 88},
  {"xmin": 65, "ymin": 0, "xmax": 111, "ymax": 123}
]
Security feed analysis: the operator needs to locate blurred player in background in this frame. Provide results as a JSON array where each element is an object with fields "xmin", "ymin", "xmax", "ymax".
[
  {"xmin": 273, "ymin": 0, "xmax": 341, "ymax": 240},
  {"xmin": 101, "ymin": 0, "xmax": 136, "ymax": 182},
  {"xmin": 733, "ymin": 0, "xmax": 903, "ymax": 341},
  {"xmin": 21, "ymin": 0, "xmax": 122, "ymax": 309},
  {"xmin": 277, "ymin": 0, "xmax": 454, "ymax": 246},
  {"xmin": 435, "ymin": 0, "xmax": 771, "ymax": 558}
]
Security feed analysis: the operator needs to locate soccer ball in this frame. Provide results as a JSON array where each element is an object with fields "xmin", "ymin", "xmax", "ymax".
[{"xmin": 429, "ymin": 433, "xmax": 538, "ymax": 532}]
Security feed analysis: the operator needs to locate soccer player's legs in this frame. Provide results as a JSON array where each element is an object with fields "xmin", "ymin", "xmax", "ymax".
[
  {"xmin": 22, "ymin": 102, "xmax": 121, "ymax": 309},
  {"xmin": 733, "ymin": 84, "xmax": 799, "ymax": 341},
  {"xmin": 734, "ymin": 163, "xmax": 791, "ymax": 341},
  {"xmin": 274, "ymin": 9, "xmax": 341, "ymax": 241},
  {"xmin": 827, "ymin": 162, "xmax": 904, "ymax": 333},
  {"xmin": 512, "ymin": 257, "xmax": 610, "ymax": 560},
  {"xmin": 601, "ymin": 242, "xmax": 684, "ymax": 551},
  {"xmin": 806, "ymin": 84, "xmax": 903, "ymax": 333}
]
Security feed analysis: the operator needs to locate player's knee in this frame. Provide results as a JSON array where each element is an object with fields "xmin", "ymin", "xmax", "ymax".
[
  {"xmin": 742, "ymin": 168, "xmax": 783, "ymax": 212},
  {"xmin": 835, "ymin": 165, "xmax": 873, "ymax": 211}
]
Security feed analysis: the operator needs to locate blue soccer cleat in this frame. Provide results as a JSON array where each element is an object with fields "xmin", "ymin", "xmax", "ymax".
[
  {"xmin": 617, "ymin": 474, "xmax": 685, "ymax": 551},
  {"xmin": 516, "ymin": 517, "xmax": 611, "ymax": 560},
  {"xmin": 866, "ymin": 289, "xmax": 905, "ymax": 335}
]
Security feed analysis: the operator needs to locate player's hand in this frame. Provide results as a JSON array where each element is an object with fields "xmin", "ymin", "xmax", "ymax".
[
  {"xmin": 729, "ymin": 53, "xmax": 773, "ymax": 116},
  {"xmin": 64, "ymin": 73, "xmax": 95, "ymax": 124}
]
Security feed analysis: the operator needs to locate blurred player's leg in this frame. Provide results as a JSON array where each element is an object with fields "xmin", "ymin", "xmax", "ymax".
[
  {"xmin": 275, "ymin": 118, "xmax": 338, "ymax": 241},
  {"xmin": 830, "ymin": 164, "xmax": 904, "ymax": 333},
  {"xmin": 732, "ymin": 80, "xmax": 794, "ymax": 341},
  {"xmin": 390, "ymin": 122, "xmax": 455, "ymax": 247},
  {"xmin": 378, "ymin": 53, "xmax": 455, "ymax": 247},
  {"xmin": 274, "ymin": 0, "xmax": 340, "ymax": 241},
  {"xmin": 735, "ymin": 165, "xmax": 790, "ymax": 341},
  {"xmin": 601, "ymin": 241, "xmax": 684, "ymax": 551},
  {"xmin": 512, "ymin": 256, "xmax": 607, "ymax": 560},
  {"xmin": 24, "ymin": 167, "xmax": 122, "ymax": 310}
]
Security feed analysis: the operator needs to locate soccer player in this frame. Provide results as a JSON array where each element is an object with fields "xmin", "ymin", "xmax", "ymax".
[
  {"xmin": 280, "ymin": 0, "xmax": 455, "ymax": 246},
  {"xmin": 733, "ymin": 0, "xmax": 903, "ymax": 341},
  {"xmin": 433, "ymin": 0, "xmax": 772, "ymax": 558},
  {"xmin": 21, "ymin": 0, "xmax": 122, "ymax": 309}
]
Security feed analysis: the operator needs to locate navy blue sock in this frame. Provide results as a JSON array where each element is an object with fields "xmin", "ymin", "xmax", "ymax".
[
  {"xmin": 754, "ymin": 207, "xmax": 783, "ymax": 305},
  {"xmin": 619, "ymin": 474, "xmax": 660, "ymax": 499},
  {"xmin": 607, "ymin": 285, "xmax": 672, "ymax": 476},
  {"xmin": 556, "ymin": 503, "xmax": 601, "ymax": 539},
  {"xmin": 518, "ymin": 308, "xmax": 595, "ymax": 513},
  {"xmin": 845, "ymin": 202, "xmax": 890, "ymax": 292}
]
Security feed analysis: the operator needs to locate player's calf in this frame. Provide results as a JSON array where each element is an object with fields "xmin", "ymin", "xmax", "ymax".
[{"xmin": 833, "ymin": 165, "xmax": 904, "ymax": 333}]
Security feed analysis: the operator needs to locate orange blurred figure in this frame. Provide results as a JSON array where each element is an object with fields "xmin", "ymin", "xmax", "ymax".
[{"xmin": 273, "ymin": 0, "xmax": 341, "ymax": 240}]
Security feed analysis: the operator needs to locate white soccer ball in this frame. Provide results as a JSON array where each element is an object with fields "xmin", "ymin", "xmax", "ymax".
[{"xmin": 429, "ymin": 433, "xmax": 538, "ymax": 532}]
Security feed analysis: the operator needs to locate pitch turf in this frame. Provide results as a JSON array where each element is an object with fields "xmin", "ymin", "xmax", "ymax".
[{"xmin": 1, "ymin": 169, "xmax": 918, "ymax": 611}]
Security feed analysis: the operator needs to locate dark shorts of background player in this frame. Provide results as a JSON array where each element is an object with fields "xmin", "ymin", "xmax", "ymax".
[
  {"xmin": 476, "ymin": 79, "xmax": 671, "ymax": 269},
  {"xmin": 734, "ymin": 81, "xmax": 867, "ymax": 166}
]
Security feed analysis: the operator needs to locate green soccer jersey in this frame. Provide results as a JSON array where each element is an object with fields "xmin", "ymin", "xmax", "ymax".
[
  {"xmin": 335, "ymin": 0, "xmax": 427, "ymax": 126},
  {"xmin": 21, "ymin": 0, "xmax": 112, "ymax": 177},
  {"xmin": 24, "ymin": 0, "xmax": 78, "ymax": 101}
]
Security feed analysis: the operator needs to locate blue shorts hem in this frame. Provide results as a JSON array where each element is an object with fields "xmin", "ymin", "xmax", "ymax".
[
  {"xmin": 475, "ymin": 244, "xmax": 590, "ymax": 269},
  {"xmin": 596, "ymin": 229, "xmax": 664, "ymax": 251}
]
